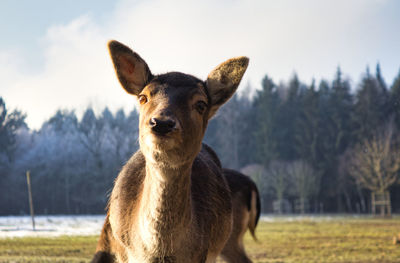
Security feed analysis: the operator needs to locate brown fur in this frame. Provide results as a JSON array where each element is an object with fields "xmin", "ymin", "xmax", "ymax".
[
  {"xmin": 221, "ymin": 169, "xmax": 261, "ymax": 263},
  {"xmin": 91, "ymin": 40, "xmax": 249, "ymax": 263},
  {"xmin": 93, "ymin": 159, "xmax": 261, "ymax": 263},
  {"xmin": 393, "ymin": 233, "xmax": 400, "ymax": 245}
]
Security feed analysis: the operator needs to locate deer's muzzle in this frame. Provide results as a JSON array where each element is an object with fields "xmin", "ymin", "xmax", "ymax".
[{"xmin": 149, "ymin": 117, "xmax": 176, "ymax": 135}]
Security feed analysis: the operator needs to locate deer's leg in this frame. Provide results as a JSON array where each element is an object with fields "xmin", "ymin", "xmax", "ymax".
[
  {"xmin": 220, "ymin": 245, "xmax": 252, "ymax": 263},
  {"xmin": 91, "ymin": 251, "xmax": 115, "ymax": 263},
  {"xmin": 91, "ymin": 214, "xmax": 117, "ymax": 263}
]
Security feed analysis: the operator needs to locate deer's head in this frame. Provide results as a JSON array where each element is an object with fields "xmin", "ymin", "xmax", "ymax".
[{"xmin": 108, "ymin": 40, "xmax": 248, "ymax": 168}]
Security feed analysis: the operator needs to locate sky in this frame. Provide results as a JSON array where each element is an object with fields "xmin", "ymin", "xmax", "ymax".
[{"xmin": 1, "ymin": 0, "xmax": 400, "ymax": 129}]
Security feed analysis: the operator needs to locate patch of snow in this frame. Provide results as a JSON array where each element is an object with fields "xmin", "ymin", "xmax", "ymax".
[
  {"xmin": 260, "ymin": 214, "xmax": 379, "ymax": 222},
  {"xmin": 1, "ymin": 214, "xmax": 395, "ymax": 238},
  {"xmin": 0, "ymin": 215, "xmax": 105, "ymax": 238}
]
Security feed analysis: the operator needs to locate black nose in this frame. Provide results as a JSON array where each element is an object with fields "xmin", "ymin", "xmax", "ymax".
[{"xmin": 149, "ymin": 117, "xmax": 176, "ymax": 135}]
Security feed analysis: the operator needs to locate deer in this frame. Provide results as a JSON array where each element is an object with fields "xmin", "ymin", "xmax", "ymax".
[
  {"xmin": 91, "ymin": 40, "xmax": 259, "ymax": 263},
  {"xmin": 220, "ymin": 169, "xmax": 260, "ymax": 263}
]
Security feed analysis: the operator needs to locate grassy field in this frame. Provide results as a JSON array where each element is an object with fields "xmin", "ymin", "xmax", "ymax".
[{"xmin": 1, "ymin": 217, "xmax": 400, "ymax": 262}]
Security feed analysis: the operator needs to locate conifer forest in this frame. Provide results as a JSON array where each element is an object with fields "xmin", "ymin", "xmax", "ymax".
[{"xmin": 1, "ymin": 65, "xmax": 400, "ymax": 216}]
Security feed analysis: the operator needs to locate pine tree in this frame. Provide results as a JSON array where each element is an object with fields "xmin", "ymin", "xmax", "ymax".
[
  {"xmin": 389, "ymin": 69, "xmax": 400, "ymax": 128},
  {"xmin": 0, "ymin": 97, "xmax": 27, "ymax": 162},
  {"xmin": 353, "ymin": 66, "xmax": 389, "ymax": 142},
  {"xmin": 376, "ymin": 63, "xmax": 390, "ymax": 117},
  {"xmin": 330, "ymin": 67, "xmax": 353, "ymax": 153},
  {"xmin": 251, "ymin": 75, "xmax": 281, "ymax": 166},
  {"xmin": 295, "ymin": 79, "xmax": 320, "ymax": 165},
  {"xmin": 0, "ymin": 97, "xmax": 27, "ymax": 214},
  {"xmin": 277, "ymin": 74, "xmax": 304, "ymax": 161},
  {"xmin": 326, "ymin": 68, "xmax": 354, "ymax": 211}
]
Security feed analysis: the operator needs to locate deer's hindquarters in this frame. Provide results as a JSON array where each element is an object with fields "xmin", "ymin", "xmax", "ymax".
[{"xmin": 220, "ymin": 169, "xmax": 261, "ymax": 263}]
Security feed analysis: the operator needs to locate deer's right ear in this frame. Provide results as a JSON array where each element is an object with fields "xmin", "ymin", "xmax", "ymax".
[{"xmin": 108, "ymin": 40, "xmax": 153, "ymax": 96}]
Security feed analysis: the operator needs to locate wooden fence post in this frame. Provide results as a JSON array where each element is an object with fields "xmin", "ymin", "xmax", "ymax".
[
  {"xmin": 371, "ymin": 191, "xmax": 391, "ymax": 218},
  {"xmin": 26, "ymin": 170, "xmax": 35, "ymax": 231}
]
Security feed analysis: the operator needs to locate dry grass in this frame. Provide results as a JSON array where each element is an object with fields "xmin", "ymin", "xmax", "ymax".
[
  {"xmin": 243, "ymin": 216, "xmax": 400, "ymax": 263},
  {"xmin": 1, "ymin": 216, "xmax": 400, "ymax": 262}
]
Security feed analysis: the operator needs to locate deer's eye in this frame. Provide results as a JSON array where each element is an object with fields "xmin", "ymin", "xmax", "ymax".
[
  {"xmin": 138, "ymin": 95, "xmax": 148, "ymax": 105},
  {"xmin": 195, "ymin": 101, "xmax": 207, "ymax": 114}
]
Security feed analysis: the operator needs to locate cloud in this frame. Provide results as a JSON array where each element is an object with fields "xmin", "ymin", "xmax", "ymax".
[
  {"xmin": 3, "ymin": 15, "xmax": 133, "ymax": 129},
  {"xmin": 1, "ymin": 0, "xmax": 399, "ymax": 129}
]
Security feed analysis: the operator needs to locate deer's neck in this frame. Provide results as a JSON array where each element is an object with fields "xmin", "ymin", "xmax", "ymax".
[{"xmin": 138, "ymin": 161, "xmax": 192, "ymax": 254}]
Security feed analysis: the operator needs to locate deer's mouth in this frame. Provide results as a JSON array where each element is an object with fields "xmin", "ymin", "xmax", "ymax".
[
  {"xmin": 143, "ymin": 129, "xmax": 182, "ymax": 150},
  {"xmin": 151, "ymin": 129, "xmax": 175, "ymax": 138}
]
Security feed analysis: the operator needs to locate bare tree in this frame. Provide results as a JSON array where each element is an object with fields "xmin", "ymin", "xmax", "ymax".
[
  {"xmin": 287, "ymin": 160, "xmax": 319, "ymax": 214},
  {"xmin": 349, "ymin": 119, "xmax": 400, "ymax": 216},
  {"xmin": 338, "ymin": 149, "xmax": 367, "ymax": 213},
  {"xmin": 266, "ymin": 160, "xmax": 292, "ymax": 213}
]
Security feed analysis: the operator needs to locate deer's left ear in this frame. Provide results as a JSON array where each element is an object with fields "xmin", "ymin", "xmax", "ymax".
[{"xmin": 206, "ymin": 56, "xmax": 249, "ymax": 119}]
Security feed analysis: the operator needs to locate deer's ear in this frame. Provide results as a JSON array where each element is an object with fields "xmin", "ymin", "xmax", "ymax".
[
  {"xmin": 108, "ymin": 40, "xmax": 153, "ymax": 96},
  {"xmin": 206, "ymin": 56, "xmax": 249, "ymax": 119}
]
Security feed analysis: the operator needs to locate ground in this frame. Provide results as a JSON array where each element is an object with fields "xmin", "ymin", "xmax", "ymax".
[{"xmin": 0, "ymin": 216, "xmax": 400, "ymax": 262}]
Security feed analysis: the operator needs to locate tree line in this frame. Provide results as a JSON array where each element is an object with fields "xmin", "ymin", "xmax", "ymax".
[{"xmin": 1, "ymin": 64, "xmax": 400, "ymax": 215}]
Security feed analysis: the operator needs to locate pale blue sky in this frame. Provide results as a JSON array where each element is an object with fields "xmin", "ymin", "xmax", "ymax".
[
  {"xmin": 1, "ymin": 0, "xmax": 400, "ymax": 129},
  {"xmin": 0, "ymin": 0, "xmax": 115, "ymax": 70}
]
